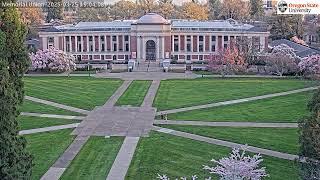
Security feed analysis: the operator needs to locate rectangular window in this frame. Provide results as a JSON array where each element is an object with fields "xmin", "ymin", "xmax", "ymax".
[
  {"xmin": 224, "ymin": 36, "xmax": 229, "ymax": 42},
  {"xmin": 125, "ymin": 43, "xmax": 129, "ymax": 52},
  {"xmin": 113, "ymin": 44, "xmax": 117, "ymax": 51},
  {"xmin": 124, "ymin": 35, "xmax": 129, "ymax": 41},
  {"xmin": 65, "ymin": 36, "xmax": 70, "ymax": 52},
  {"xmin": 174, "ymin": 35, "xmax": 179, "ymax": 52},
  {"xmin": 101, "ymin": 55, "xmax": 105, "ymax": 60},
  {"xmin": 112, "ymin": 36, "xmax": 117, "ymax": 41},
  {"xmin": 48, "ymin": 37, "xmax": 54, "ymax": 43},
  {"xmin": 186, "ymin": 36, "xmax": 191, "ymax": 52},
  {"xmin": 199, "ymin": 55, "xmax": 203, "ymax": 61},
  {"xmin": 100, "ymin": 36, "xmax": 105, "ymax": 42},
  {"xmin": 187, "ymin": 55, "xmax": 191, "ymax": 61},
  {"xmin": 89, "ymin": 36, "xmax": 93, "ymax": 52},
  {"xmin": 101, "ymin": 44, "xmax": 105, "ymax": 52},
  {"xmin": 199, "ymin": 35, "xmax": 204, "ymax": 52},
  {"xmin": 211, "ymin": 36, "xmax": 216, "ymax": 42}
]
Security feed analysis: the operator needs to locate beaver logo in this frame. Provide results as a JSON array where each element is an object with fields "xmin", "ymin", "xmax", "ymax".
[{"xmin": 278, "ymin": 0, "xmax": 288, "ymax": 13}]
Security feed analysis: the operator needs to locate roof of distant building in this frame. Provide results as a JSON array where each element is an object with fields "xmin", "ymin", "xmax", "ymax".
[
  {"xmin": 137, "ymin": 13, "xmax": 169, "ymax": 24},
  {"xmin": 270, "ymin": 39, "xmax": 320, "ymax": 57}
]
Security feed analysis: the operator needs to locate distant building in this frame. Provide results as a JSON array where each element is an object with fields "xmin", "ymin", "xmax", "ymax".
[
  {"xmin": 39, "ymin": 13, "xmax": 269, "ymax": 63},
  {"xmin": 270, "ymin": 39, "xmax": 320, "ymax": 58}
]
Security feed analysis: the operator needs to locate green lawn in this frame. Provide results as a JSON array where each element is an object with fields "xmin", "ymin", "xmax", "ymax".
[
  {"xmin": 18, "ymin": 116, "xmax": 78, "ymax": 130},
  {"xmin": 61, "ymin": 137, "xmax": 123, "ymax": 180},
  {"xmin": 160, "ymin": 125, "xmax": 299, "ymax": 154},
  {"xmin": 116, "ymin": 81, "xmax": 151, "ymax": 106},
  {"xmin": 25, "ymin": 129, "xmax": 75, "ymax": 180},
  {"xmin": 154, "ymin": 78, "xmax": 316, "ymax": 111},
  {"xmin": 24, "ymin": 77, "xmax": 123, "ymax": 110},
  {"xmin": 126, "ymin": 132, "xmax": 298, "ymax": 180},
  {"xmin": 20, "ymin": 100, "xmax": 81, "ymax": 116},
  {"xmin": 167, "ymin": 91, "xmax": 313, "ymax": 123}
]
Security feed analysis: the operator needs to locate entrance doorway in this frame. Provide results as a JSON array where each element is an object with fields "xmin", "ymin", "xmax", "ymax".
[{"xmin": 146, "ymin": 40, "xmax": 156, "ymax": 61}]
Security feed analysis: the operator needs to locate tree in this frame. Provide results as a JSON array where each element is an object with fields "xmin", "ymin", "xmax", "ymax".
[
  {"xmin": 0, "ymin": 3, "xmax": 33, "ymax": 179},
  {"xmin": 111, "ymin": 0, "xmax": 138, "ymax": 20},
  {"xmin": 298, "ymin": 54, "xmax": 320, "ymax": 78},
  {"xmin": 299, "ymin": 89, "xmax": 320, "ymax": 179},
  {"xmin": 30, "ymin": 47, "xmax": 76, "ymax": 72},
  {"xmin": 269, "ymin": 14, "xmax": 304, "ymax": 40},
  {"xmin": 220, "ymin": 0, "xmax": 250, "ymax": 20},
  {"xmin": 158, "ymin": 147, "xmax": 268, "ymax": 180},
  {"xmin": 207, "ymin": 0, "xmax": 222, "ymax": 20},
  {"xmin": 46, "ymin": 0, "xmax": 63, "ymax": 22},
  {"xmin": 19, "ymin": 7, "xmax": 44, "ymax": 26},
  {"xmin": 158, "ymin": 0, "xmax": 175, "ymax": 19},
  {"xmin": 181, "ymin": 2, "xmax": 209, "ymax": 20},
  {"xmin": 249, "ymin": 0, "xmax": 264, "ymax": 19},
  {"xmin": 266, "ymin": 44, "xmax": 299, "ymax": 76},
  {"xmin": 137, "ymin": 0, "xmax": 157, "ymax": 15}
]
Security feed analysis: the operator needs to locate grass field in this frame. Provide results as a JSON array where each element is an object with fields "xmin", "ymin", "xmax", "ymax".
[
  {"xmin": 154, "ymin": 78, "xmax": 316, "ymax": 111},
  {"xmin": 20, "ymin": 100, "xmax": 81, "ymax": 116},
  {"xmin": 167, "ymin": 91, "xmax": 313, "ymax": 122},
  {"xmin": 61, "ymin": 137, "xmax": 123, "ymax": 180},
  {"xmin": 18, "ymin": 116, "xmax": 78, "ymax": 130},
  {"xmin": 159, "ymin": 125, "xmax": 299, "ymax": 154},
  {"xmin": 25, "ymin": 129, "xmax": 75, "ymax": 180},
  {"xmin": 126, "ymin": 132, "xmax": 298, "ymax": 180},
  {"xmin": 116, "ymin": 81, "xmax": 151, "ymax": 106},
  {"xmin": 24, "ymin": 77, "xmax": 123, "ymax": 110}
]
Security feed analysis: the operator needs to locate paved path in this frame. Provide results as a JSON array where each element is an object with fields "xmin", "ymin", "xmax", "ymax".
[
  {"xmin": 41, "ymin": 135, "xmax": 90, "ymax": 180},
  {"xmin": 20, "ymin": 112, "xmax": 85, "ymax": 120},
  {"xmin": 104, "ymin": 80, "xmax": 132, "ymax": 108},
  {"xmin": 25, "ymin": 96, "xmax": 90, "ymax": 115},
  {"xmin": 196, "ymin": 74, "xmax": 299, "ymax": 78},
  {"xmin": 157, "ymin": 86, "xmax": 320, "ymax": 115},
  {"xmin": 153, "ymin": 126, "xmax": 299, "ymax": 161},
  {"xmin": 154, "ymin": 120, "xmax": 298, "ymax": 128},
  {"xmin": 106, "ymin": 137, "xmax": 140, "ymax": 180},
  {"xmin": 141, "ymin": 80, "xmax": 160, "ymax": 108},
  {"xmin": 96, "ymin": 72, "xmax": 197, "ymax": 80},
  {"xmin": 19, "ymin": 123, "xmax": 80, "ymax": 135}
]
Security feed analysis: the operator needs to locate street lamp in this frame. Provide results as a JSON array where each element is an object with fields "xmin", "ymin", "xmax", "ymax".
[{"xmin": 87, "ymin": 61, "xmax": 90, "ymax": 77}]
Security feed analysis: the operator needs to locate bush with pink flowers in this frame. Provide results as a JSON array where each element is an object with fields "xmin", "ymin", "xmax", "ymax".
[
  {"xmin": 29, "ymin": 47, "xmax": 76, "ymax": 72},
  {"xmin": 298, "ymin": 54, "xmax": 320, "ymax": 78}
]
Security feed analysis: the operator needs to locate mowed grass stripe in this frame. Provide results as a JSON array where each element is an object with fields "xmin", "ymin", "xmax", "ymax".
[
  {"xmin": 167, "ymin": 91, "xmax": 313, "ymax": 123},
  {"xmin": 20, "ymin": 100, "xmax": 81, "ymax": 116},
  {"xmin": 116, "ymin": 80, "xmax": 152, "ymax": 106},
  {"xmin": 154, "ymin": 78, "xmax": 317, "ymax": 111},
  {"xmin": 18, "ymin": 116, "xmax": 79, "ymax": 130},
  {"xmin": 25, "ymin": 129, "xmax": 75, "ymax": 180},
  {"xmin": 126, "ymin": 131, "xmax": 298, "ymax": 180},
  {"xmin": 24, "ymin": 77, "xmax": 123, "ymax": 110},
  {"xmin": 61, "ymin": 137, "xmax": 124, "ymax": 180},
  {"xmin": 160, "ymin": 125, "xmax": 299, "ymax": 154}
]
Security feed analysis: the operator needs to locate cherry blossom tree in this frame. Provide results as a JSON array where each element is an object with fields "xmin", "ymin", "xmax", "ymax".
[
  {"xmin": 266, "ymin": 44, "xmax": 300, "ymax": 76},
  {"xmin": 157, "ymin": 147, "xmax": 268, "ymax": 180},
  {"xmin": 30, "ymin": 47, "xmax": 76, "ymax": 72},
  {"xmin": 207, "ymin": 47, "xmax": 246, "ymax": 76},
  {"xmin": 298, "ymin": 54, "xmax": 320, "ymax": 78}
]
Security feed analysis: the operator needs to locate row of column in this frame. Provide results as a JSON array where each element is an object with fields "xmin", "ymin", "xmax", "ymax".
[{"xmin": 63, "ymin": 35, "xmax": 130, "ymax": 53}]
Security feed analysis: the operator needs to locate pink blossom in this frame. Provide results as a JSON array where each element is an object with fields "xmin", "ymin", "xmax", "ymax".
[{"xmin": 298, "ymin": 54, "xmax": 320, "ymax": 77}]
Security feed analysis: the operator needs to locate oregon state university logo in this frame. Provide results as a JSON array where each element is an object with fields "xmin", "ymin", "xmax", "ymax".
[{"xmin": 278, "ymin": 0, "xmax": 288, "ymax": 13}]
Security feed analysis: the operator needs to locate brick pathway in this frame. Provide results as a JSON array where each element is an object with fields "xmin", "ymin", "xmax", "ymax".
[
  {"xmin": 20, "ymin": 112, "xmax": 85, "ymax": 120},
  {"xmin": 153, "ymin": 126, "xmax": 299, "ymax": 161},
  {"xmin": 154, "ymin": 120, "xmax": 298, "ymax": 128},
  {"xmin": 157, "ymin": 86, "xmax": 320, "ymax": 115},
  {"xmin": 25, "ymin": 96, "xmax": 90, "ymax": 115},
  {"xmin": 104, "ymin": 80, "xmax": 132, "ymax": 108},
  {"xmin": 96, "ymin": 72, "xmax": 197, "ymax": 80}
]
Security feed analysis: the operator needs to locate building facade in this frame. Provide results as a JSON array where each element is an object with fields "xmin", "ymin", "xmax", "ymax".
[{"xmin": 39, "ymin": 13, "xmax": 269, "ymax": 63}]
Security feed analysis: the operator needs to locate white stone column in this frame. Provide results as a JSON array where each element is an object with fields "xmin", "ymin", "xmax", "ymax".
[
  {"xmin": 161, "ymin": 36, "xmax": 165, "ymax": 59},
  {"xmin": 172, "ymin": 35, "xmax": 174, "ymax": 53},
  {"xmin": 75, "ymin": 36, "xmax": 78, "ymax": 53},
  {"xmin": 191, "ymin": 35, "xmax": 193, "ymax": 52},
  {"xmin": 209, "ymin": 35, "xmax": 212, "ymax": 52},
  {"xmin": 80, "ymin": 35, "xmax": 83, "ymax": 52},
  {"xmin": 87, "ymin": 36, "xmax": 89, "ymax": 52},
  {"xmin": 137, "ymin": 36, "xmax": 141, "ymax": 60},
  {"xmin": 197, "ymin": 35, "xmax": 200, "ymax": 52},
  {"xmin": 156, "ymin": 36, "xmax": 160, "ymax": 61},
  {"xmin": 69, "ymin": 36, "xmax": 72, "ymax": 52},
  {"xmin": 141, "ymin": 37, "xmax": 145, "ymax": 60},
  {"xmin": 42, "ymin": 37, "xmax": 47, "ymax": 50},
  {"xmin": 63, "ymin": 36, "xmax": 66, "ymax": 51},
  {"xmin": 260, "ymin": 36, "xmax": 265, "ymax": 52},
  {"xmin": 93, "ymin": 36, "xmax": 96, "ymax": 52}
]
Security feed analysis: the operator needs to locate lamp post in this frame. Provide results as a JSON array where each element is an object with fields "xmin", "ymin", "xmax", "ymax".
[{"xmin": 87, "ymin": 61, "xmax": 90, "ymax": 77}]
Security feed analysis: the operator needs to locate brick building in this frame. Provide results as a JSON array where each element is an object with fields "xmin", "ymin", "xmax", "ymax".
[{"xmin": 39, "ymin": 13, "xmax": 269, "ymax": 63}]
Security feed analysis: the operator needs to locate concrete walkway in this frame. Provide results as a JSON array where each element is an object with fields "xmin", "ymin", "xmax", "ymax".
[
  {"xmin": 104, "ymin": 80, "xmax": 132, "ymax": 108},
  {"xmin": 141, "ymin": 80, "xmax": 160, "ymax": 108},
  {"xmin": 153, "ymin": 126, "xmax": 299, "ymax": 161},
  {"xmin": 157, "ymin": 86, "xmax": 320, "ymax": 115},
  {"xmin": 154, "ymin": 120, "xmax": 298, "ymax": 128},
  {"xmin": 96, "ymin": 72, "xmax": 197, "ymax": 80},
  {"xmin": 21, "ymin": 112, "xmax": 85, "ymax": 120},
  {"xmin": 41, "ymin": 135, "xmax": 90, "ymax": 180},
  {"xmin": 19, "ymin": 123, "xmax": 80, "ymax": 135},
  {"xmin": 106, "ymin": 137, "xmax": 140, "ymax": 180},
  {"xmin": 25, "ymin": 96, "xmax": 90, "ymax": 115}
]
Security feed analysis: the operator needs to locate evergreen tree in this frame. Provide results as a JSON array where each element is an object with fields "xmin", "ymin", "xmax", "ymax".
[
  {"xmin": 249, "ymin": 0, "xmax": 264, "ymax": 19},
  {"xmin": 46, "ymin": 0, "xmax": 63, "ymax": 22},
  {"xmin": 299, "ymin": 89, "xmax": 320, "ymax": 179},
  {"xmin": 0, "ymin": 1, "xmax": 33, "ymax": 179},
  {"xmin": 269, "ymin": 14, "xmax": 304, "ymax": 40},
  {"xmin": 208, "ymin": 0, "xmax": 221, "ymax": 20}
]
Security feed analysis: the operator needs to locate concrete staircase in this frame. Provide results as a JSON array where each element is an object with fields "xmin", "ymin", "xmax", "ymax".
[{"xmin": 134, "ymin": 61, "xmax": 162, "ymax": 72}]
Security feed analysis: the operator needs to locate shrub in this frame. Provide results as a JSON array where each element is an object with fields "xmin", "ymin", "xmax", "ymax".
[
  {"xmin": 30, "ymin": 47, "xmax": 76, "ymax": 72},
  {"xmin": 298, "ymin": 54, "xmax": 320, "ymax": 78}
]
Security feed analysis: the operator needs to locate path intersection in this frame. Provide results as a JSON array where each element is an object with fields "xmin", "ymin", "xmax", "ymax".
[{"xmin": 19, "ymin": 73, "xmax": 319, "ymax": 180}]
